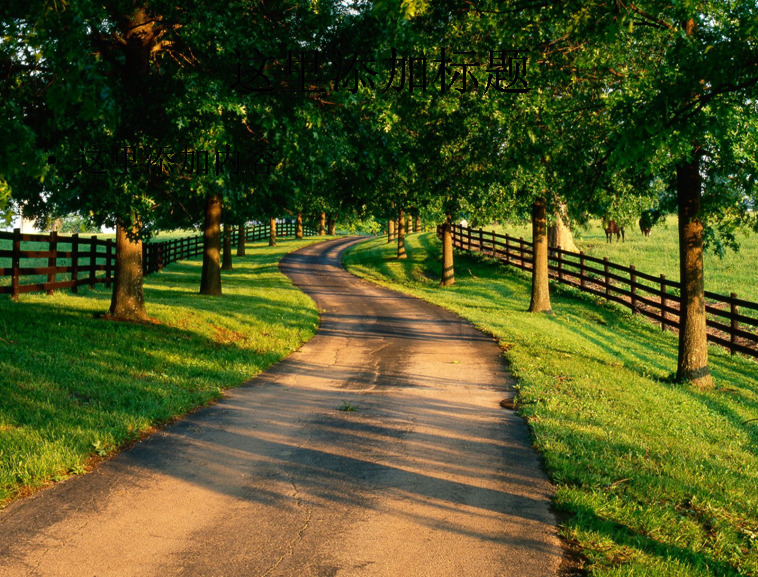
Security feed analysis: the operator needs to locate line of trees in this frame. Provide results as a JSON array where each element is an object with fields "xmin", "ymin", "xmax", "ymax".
[{"xmin": 2, "ymin": 1, "xmax": 756, "ymax": 387}]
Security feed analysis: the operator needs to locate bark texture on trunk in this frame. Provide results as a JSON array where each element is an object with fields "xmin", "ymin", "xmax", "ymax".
[
  {"xmin": 319, "ymin": 211, "xmax": 326, "ymax": 236},
  {"xmin": 222, "ymin": 224, "xmax": 233, "ymax": 271},
  {"xmin": 237, "ymin": 224, "xmax": 246, "ymax": 256},
  {"xmin": 676, "ymin": 154, "xmax": 712, "ymax": 388},
  {"xmin": 200, "ymin": 194, "xmax": 222, "ymax": 296},
  {"xmin": 269, "ymin": 217, "xmax": 277, "ymax": 247},
  {"xmin": 548, "ymin": 204, "xmax": 578, "ymax": 253},
  {"xmin": 327, "ymin": 216, "xmax": 336, "ymax": 235},
  {"xmin": 529, "ymin": 198, "xmax": 552, "ymax": 313},
  {"xmin": 397, "ymin": 207, "xmax": 407, "ymax": 259},
  {"xmin": 107, "ymin": 9, "xmax": 155, "ymax": 320},
  {"xmin": 414, "ymin": 215, "xmax": 422, "ymax": 233},
  {"xmin": 109, "ymin": 220, "xmax": 149, "ymax": 321},
  {"xmin": 441, "ymin": 215, "xmax": 455, "ymax": 286},
  {"xmin": 295, "ymin": 213, "xmax": 303, "ymax": 239},
  {"xmin": 387, "ymin": 218, "xmax": 395, "ymax": 243}
]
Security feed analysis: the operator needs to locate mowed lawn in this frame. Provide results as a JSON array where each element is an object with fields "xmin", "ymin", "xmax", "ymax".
[
  {"xmin": 489, "ymin": 216, "xmax": 758, "ymax": 303},
  {"xmin": 344, "ymin": 233, "xmax": 758, "ymax": 577},
  {"xmin": 0, "ymin": 238, "xmax": 322, "ymax": 506}
]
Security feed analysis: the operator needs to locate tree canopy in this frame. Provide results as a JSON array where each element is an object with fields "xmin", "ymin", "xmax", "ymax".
[{"xmin": 2, "ymin": 0, "xmax": 756, "ymax": 383}]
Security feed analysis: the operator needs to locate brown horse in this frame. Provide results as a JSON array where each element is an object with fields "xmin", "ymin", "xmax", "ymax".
[{"xmin": 603, "ymin": 219, "xmax": 625, "ymax": 243}]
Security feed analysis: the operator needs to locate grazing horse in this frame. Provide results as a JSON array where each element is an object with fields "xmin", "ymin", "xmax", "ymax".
[
  {"xmin": 603, "ymin": 219, "xmax": 625, "ymax": 243},
  {"xmin": 638, "ymin": 208, "xmax": 663, "ymax": 237}
]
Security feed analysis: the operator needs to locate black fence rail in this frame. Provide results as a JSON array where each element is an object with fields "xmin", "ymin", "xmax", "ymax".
[
  {"xmin": 1, "ymin": 221, "xmax": 317, "ymax": 299},
  {"xmin": 142, "ymin": 222, "xmax": 316, "ymax": 274},
  {"xmin": 437, "ymin": 224, "xmax": 758, "ymax": 359}
]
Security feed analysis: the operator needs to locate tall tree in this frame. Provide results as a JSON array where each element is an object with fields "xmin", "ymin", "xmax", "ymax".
[{"xmin": 574, "ymin": 2, "xmax": 758, "ymax": 387}]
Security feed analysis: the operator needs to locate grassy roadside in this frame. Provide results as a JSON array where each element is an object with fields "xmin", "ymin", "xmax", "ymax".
[
  {"xmin": 344, "ymin": 233, "xmax": 758, "ymax": 577},
  {"xmin": 0, "ymin": 237, "xmax": 325, "ymax": 507}
]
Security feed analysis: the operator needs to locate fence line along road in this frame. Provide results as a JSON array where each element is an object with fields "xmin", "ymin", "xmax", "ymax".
[
  {"xmin": 0, "ymin": 222, "xmax": 317, "ymax": 300},
  {"xmin": 437, "ymin": 224, "xmax": 758, "ymax": 360}
]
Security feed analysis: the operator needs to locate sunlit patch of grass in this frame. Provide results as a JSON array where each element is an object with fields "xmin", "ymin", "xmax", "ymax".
[
  {"xmin": 344, "ymin": 233, "xmax": 758, "ymax": 577},
  {"xmin": 0, "ymin": 238, "xmax": 324, "ymax": 506}
]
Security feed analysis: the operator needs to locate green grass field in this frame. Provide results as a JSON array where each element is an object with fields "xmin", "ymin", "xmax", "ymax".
[
  {"xmin": 344, "ymin": 233, "xmax": 758, "ymax": 577},
  {"xmin": 489, "ymin": 216, "xmax": 758, "ymax": 303},
  {"xmin": 0, "ymin": 238, "xmax": 323, "ymax": 506}
]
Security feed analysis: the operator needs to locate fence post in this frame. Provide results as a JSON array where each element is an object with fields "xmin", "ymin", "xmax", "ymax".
[
  {"xmin": 105, "ymin": 238, "xmax": 114, "ymax": 289},
  {"xmin": 579, "ymin": 251, "xmax": 586, "ymax": 290},
  {"xmin": 491, "ymin": 230, "xmax": 496, "ymax": 257},
  {"xmin": 71, "ymin": 233, "xmax": 79, "ymax": 294},
  {"xmin": 556, "ymin": 248, "xmax": 563, "ymax": 282},
  {"xmin": 504, "ymin": 235, "xmax": 510, "ymax": 266},
  {"xmin": 467, "ymin": 227, "xmax": 472, "ymax": 251},
  {"xmin": 157, "ymin": 243, "xmax": 164, "ymax": 271},
  {"xmin": 478, "ymin": 228, "xmax": 484, "ymax": 253},
  {"xmin": 629, "ymin": 265, "xmax": 637, "ymax": 313},
  {"xmin": 603, "ymin": 257, "xmax": 610, "ymax": 298},
  {"xmin": 47, "ymin": 231, "xmax": 58, "ymax": 295},
  {"xmin": 730, "ymin": 292, "xmax": 739, "ymax": 355},
  {"xmin": 89, "ymin": 235, "xmax": 98, "ymax": 288},
  {"xmin": 519, "ymin": 237, "xmax": 525, "ymax": 269},
  {"xmin": 660, "ymin": 275, "xmax": 667, "ymax": 331},
  {"xmin": 11, "ymin": 228, "xmax": 21, "ymax": 301}
]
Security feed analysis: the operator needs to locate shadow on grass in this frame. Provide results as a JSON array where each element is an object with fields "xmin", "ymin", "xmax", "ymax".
[
  {"xmin": 0, "ymin": 240, "xmax": 320, "ymax": 502},
  {"xmin": 343, "ymin": 232, "xmax": 758, "ymax": 577}
]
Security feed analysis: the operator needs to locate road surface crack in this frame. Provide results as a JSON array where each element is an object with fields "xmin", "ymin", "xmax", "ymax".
[{"xmin": 258, "ymin": 479, "xmax": 312, "ymax": 577}]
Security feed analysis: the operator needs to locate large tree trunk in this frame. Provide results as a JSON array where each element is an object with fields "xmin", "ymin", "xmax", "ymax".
[
  {"xmin": 237, "ymin": 224, "xmax": 246, "ymax": 256},
  {"xmin": 414, "ymin": 214, "xmax": 422, "ymax": 233},
  {"xmin": 107, "ymin": 9, "xmax": 154, "ymax": 320},
  {"xmin": 327, "ymin": 215, "xmax": 336, "ymax": 235},
  {"xmin": 295, "ymin": 213, "xmax": 303, "ymax": 239},
  {"xmin": 318, "ymin": 211, "xmax": 326, "ymax": 236},
  {"xmin": 548, "ymin": 203, "xmax": 578, "ymax": 253},
  {"xmin": 397, "ymin": 207, "xmax": 407, "ymax": 259},
  {"xmin": 441, "ymin": 214, "xmax": 455, "ymax": 286},
  {"xmin": 269, "ymin": 217, "xmax": 277, "ymax": 247},
  {"xmin": 529, "ymin": 197, "xmax": 552, "ymax": 313},
  {"xmin": 387, "ymin": 217, "xmax": 395, "ymax": 243},
  {"xmin": 200, "ymin": 194, "xmax": 222, "ymax": 296},
  {"xmin": 221, "ymin": 223, "xmax": 233, "ymax": 271},
  {"xmin": 109, "ymin": 219, "xmax": 149, "ymax": 321},
  {"xmin": 676, "ymin": 153, "xmax": 712, "ymax": 388}
]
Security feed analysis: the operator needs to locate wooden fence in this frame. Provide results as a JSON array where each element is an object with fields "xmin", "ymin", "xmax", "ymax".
[
  {"xmin": 437, "ymin": 224, "xmax": 758, "ymax": 359},
  {"xmin": 1, "ymin": 221, "xmax": 317, "ymax": 300}
]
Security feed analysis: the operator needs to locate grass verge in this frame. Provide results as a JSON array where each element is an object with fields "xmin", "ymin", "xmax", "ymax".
[
  {"xmin": 0, "ymin": 237, "xmax": 324, "ymax": 507},
  {"xmin": 344, "ymin": 232, "xmax": 758, "ymax": 577}
]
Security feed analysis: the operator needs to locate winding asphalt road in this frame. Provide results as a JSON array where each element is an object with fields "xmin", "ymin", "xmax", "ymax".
[{"xmin": 0, "ymin": 237, "xmax": 562, "ymax": 576}]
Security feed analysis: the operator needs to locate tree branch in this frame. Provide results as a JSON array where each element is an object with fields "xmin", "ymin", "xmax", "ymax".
[{"xmin": 627, "ymin": 3, "xmax": 676, "ymax": 32}]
